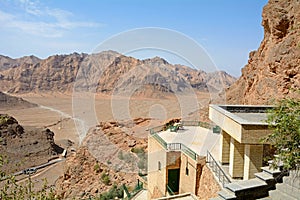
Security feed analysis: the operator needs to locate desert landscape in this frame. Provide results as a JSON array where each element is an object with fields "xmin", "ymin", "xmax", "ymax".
[
  {"xmin": 0, "ymin": 0, "xmax": 299, "ymax": 199},
  {"xmin": 0, "ymin": 52, "xmax": 234, "ymax": 198}
]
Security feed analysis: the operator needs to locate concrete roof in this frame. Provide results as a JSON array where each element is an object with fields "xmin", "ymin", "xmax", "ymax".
[
  {"xmin": 209, "ymin": 105, "xmax": 274, "ymax": 125},
  {"xmin": 157, "ymin": 126, "xmax": 220, "ymax": 156}
]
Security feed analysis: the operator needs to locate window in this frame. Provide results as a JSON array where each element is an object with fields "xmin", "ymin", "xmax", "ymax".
[
  {"xmin": 186, "ymin": 167, "xmax": 189, "ymax": 175},
  {"xmin": 158, "ymin": 161, "xmax": 161, "ymax": 171}
]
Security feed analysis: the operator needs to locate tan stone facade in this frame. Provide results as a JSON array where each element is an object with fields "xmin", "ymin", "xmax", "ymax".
[
  {"xmin": 209, "ymin": 105, "xmax": 272, "ymax": 180},
  {"xmin": 220, "ymin": 130, "xmax": 230, "ymax": 164},
  {"xmin": 229, "ymin": 137, "xmax": 244, "ymax": 178},
  {"xmin": 148, "ymin": 136, "xmax": 167, "ymax": 199},
  {"xmin": 244, "ymin": 144, "xmax": 263, "ymax": 180},
  {"xmin": 148, "ymin": 134, "xmax": 205, "ymax": 199}
]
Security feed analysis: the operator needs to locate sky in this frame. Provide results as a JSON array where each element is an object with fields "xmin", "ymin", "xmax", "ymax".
[{"xmin": 0, "ymin": 0, "xmax": 268, "ymax": 77}]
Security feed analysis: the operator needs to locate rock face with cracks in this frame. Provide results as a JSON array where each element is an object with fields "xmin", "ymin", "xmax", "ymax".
[
  {"xmin": 227, "ymin": 0, "xmax": 300, "ymax": 104},
  {"xmin": 0, "ymin": 114, "xmax": 62, "ymax": 173}
]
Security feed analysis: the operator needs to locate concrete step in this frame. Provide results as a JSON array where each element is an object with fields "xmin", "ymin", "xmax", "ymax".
[
  {"xmin": 225, "ymin": 178, "xmax": 269, "ymax": 199},
  {"xmin": 217, "ymin": 188, "xmax": 236, "ymax": 200},
  {"xmin": 269, "ymin": 189, "xmax": 297, "ymax": 200},
  {"xmin": 276, "ymin": 183, "xmax": 300, "ymax": 199},
  {"xmin": 255, "ymin": 172, "xmax": 274, "ymax": 182},
  {"xmin": 261, "ymin": 166, "xmax": 282, "ymax": 177},
  {"xmin": 255, "ymin": 172, "xmax": 276, "ymax": 189},
  {"xmin": 225, "ymin": 178, "xmax": 267, "ymax": 193}
]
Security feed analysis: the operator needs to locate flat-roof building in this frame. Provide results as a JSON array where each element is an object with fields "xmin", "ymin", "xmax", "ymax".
[
  {"xmin": 209, "ymin": 105, "xmax": 273, "ymax": 180},
  {"xmin": 147, "ymin": 121, "xmax": 220, "ymax": 199}
]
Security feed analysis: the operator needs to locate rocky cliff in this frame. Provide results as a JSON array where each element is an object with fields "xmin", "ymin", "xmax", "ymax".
[
  {"xmin": 0, "ymin": 52, "xmax": 236, "ymax": 96},
  {"xmin": 0, "ymin": 114, "xmax": 63, "ymax": 173},
  {"xmin": 227, "ymin": 0, "xmax": 300, "ymax": 104},
  {"xmin": 55, "ymin": 118, "xmax": 149, "ymax": 199}
]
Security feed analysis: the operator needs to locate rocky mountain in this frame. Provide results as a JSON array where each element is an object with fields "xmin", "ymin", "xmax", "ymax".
[
  {"xmin": 55, "ymin": 118, "xmax": 149, "ymax": 199},
  {"xmin": 0, "ymin": 114, "xmax": 63, "ymax": 173},
  {"xmin": 0, "ymin": 91, "xmax": 37, "ymax": 110},
  {"xmin": 0, "ymin": 55, "xmax": 41, "ymax": 72},
  {"xmin": 227, "ymin": 0, "xmax": 300, "ymax": 104},
  {"xmin": 0, "ymin": 51, "xmax": 236, "ymax": 96}
]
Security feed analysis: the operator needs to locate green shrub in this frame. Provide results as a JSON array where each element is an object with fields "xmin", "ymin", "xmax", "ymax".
[
  {"xmin": 94, "ymin": 162, "xmax": 100, "ymax": 173},
  {"xmin": 263, "ymin": 97, "xmax": 300, "ymax": 170},
  {"xmin": 101, "ymin": 172, "xmax": 110, "ymax": 185},
  {"xmin": 131, "ymin": 147, "xmax": 144, "ymax": 154},
  {"xmin": 98, "ymin": 184, "xmax": 123, "ymax": 200}
]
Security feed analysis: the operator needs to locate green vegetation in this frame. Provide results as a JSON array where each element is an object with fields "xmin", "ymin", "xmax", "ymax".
[
  {"xmin": 97, "ymin": 184, "xmax": 123, "ymax": 200},
  {"xmin": 0, "ymin": 154, "xmax": 56, "ymax": 199},
  {"xmin": 0, "ymin": 115, "xmax": 9, "ymax": 125},
  {"xmin": 94, "ymin": 162, "xmax": 101, "ymax": 173},
  {"xmin": 100, "ymin": 172, "xmax": 110, "ymax": 185},
  {"xmin": 263, "ymin": 97, "xmax": 300, "ymax": 170},
  {"xmin": 130, "ymin": 147, "xmax": 144, "ymax": 154}
]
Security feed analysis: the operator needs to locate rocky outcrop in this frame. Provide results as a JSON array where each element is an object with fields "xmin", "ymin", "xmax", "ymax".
[
  {"xmin": 0, "ymin": 114, "xmax": 62, "ymax": 173},
  {"xmin": 0, "ymin": 91, "xmax": 37, "ymax": 110},
  {"xmin": 0, "ymin": 51, "xmax": 236, "ymax": 97},
  {"xmin": 55, "ymin": 118, "xmax": 149, "ymax": 199},
  {"xmin": 227, "ymin": 0, "xmax": 300, "ymax": 104}
]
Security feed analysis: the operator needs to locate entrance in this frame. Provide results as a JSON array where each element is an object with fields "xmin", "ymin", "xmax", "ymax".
[{"xmin": 167, "ymin": 168, "xmax": 180, "ymax": 193}]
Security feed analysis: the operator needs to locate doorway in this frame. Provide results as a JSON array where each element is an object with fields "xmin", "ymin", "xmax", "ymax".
[{"xmin": 167, "ymin": 168, "xmax": 180, "ymax": 193}]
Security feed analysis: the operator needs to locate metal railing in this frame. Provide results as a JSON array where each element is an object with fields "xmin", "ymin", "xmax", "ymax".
[
  {"xmin": 206, "ymin": 151, "xmax": 231, "ymax": 187},
  {"xmin": 180, "ymin": 120, "xmax": 214, "ymax": 129},
  {"xmin": 152, "ymin": 133, "xmax": 167, "ymax": 149},
  {"xmin": 149, "ymin": 121, "xmax": 221, "ymax": 134},
  {"xmin": 167, "ymin": 143, "xmax": 197, "ymax": 160},
  {"xmin": 123, "ymin": 180, "xmax": 144, "ymax": 200},
  {"xmin": 149, "ymin": 121, "xmax": 221, "ymax": 161},
  {"xmin": 166, "ymin": 184, "xmax": 175, "ymax": 196},
  {"xmin": 151, "ymin": 133, "xmax": 198, "ymax": 161}
]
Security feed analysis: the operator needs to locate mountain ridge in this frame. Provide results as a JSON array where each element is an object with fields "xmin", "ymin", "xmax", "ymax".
[{"xmin": 0, "ymin": 51, "xmax": 236, "ymax": 97}]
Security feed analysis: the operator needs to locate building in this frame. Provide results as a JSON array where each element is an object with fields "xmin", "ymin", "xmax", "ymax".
[
  {"xmin": 147, "ymin": 121, "xmax": 220, "ymax": 199},
  {"xmin": 209, "ymin": 105, "xmax": 273, "ymax": 180}
]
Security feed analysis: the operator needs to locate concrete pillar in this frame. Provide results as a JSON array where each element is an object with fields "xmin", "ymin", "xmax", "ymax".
[
  {"xmin": 220, "ymin": 130, "xmax": 231, "ymax": 164},
  {"xmin": 244, "ymin": 144, "xmax": 263, "ymax": 180},
  {"xmin": 229, "ymin": 137, "xmax": 244, "ymax": 178}
]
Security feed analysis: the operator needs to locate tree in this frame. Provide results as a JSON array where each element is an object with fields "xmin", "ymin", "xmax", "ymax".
[{"xmin": 264, "ymin": 97, "xmax": 300, "ymax": 170}]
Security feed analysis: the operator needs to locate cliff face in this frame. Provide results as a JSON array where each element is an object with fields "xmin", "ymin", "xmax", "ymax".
[
  {"xmin": 0, "ymin": 114, "xmax": 62, "ymax": 173},
  {"xmin": 227, "ymin": 0, "xmax": 300, "ymax": 104}
]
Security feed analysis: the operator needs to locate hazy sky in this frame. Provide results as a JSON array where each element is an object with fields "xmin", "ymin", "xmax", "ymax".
[{"xmin": 0, "ymin": 0, "xmax": 268, "ymax": 76}]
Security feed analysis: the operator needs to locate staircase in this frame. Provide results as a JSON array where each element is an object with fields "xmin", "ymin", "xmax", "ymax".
[{"xmin": 210, "ymin": 166, "xmax": 289, "ymax": 200}]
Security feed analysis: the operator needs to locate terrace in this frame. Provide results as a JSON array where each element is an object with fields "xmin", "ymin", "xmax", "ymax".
[{"xmin": 147, "ymin": 121, "xmax": 223, "ymax": 198}]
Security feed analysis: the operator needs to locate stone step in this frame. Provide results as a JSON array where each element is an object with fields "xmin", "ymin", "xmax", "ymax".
[
  {"xmin": 261, "ymin": 166, "xmax": 282, "ymax": 177},
  {"xmin": 255, "ymin": 172, "xmax": 276, "ymax": 189},
  {"xmin": 226, "ymin": 178, "xmax": 267, "ymax": 193},
  {"xmin": 255, "ymin": 172, "xmax": 275, "ymax": 182},
  {"xmin": 217, "ymin": 188, "xmax": 236, "ymax": 200},
  {"xmin": 269, "ymin": 189, "xmax": 297, "ymax": 200},
  {"xmin": 225, "ymin": 178, "xmax": 268, "ymax": 199},
  {"xmin": 276, "ymin": 183, "xmax": 300, "ymax": 199}
]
